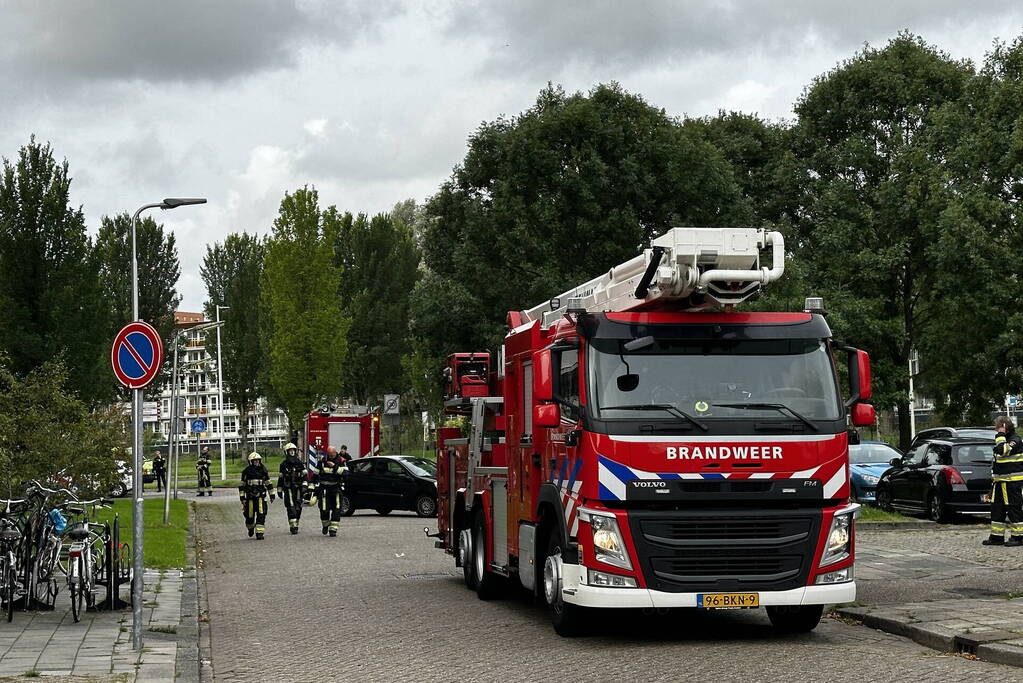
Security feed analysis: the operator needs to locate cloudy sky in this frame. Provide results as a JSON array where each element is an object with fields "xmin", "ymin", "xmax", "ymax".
[{"xmin": 2, "ymin": 0, "xmax": 1022, "ymax": 311}]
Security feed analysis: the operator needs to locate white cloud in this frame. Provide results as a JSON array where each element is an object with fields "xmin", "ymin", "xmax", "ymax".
[{"xmin": 304, "ymin": 119, "xmax": 329, "ymax": 138}]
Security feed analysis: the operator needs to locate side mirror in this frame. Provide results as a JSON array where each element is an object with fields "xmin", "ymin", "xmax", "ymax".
[
  {"xmin": 617, "ymin": 374, "xmax": 640, "ymax": 392},
  {"xmin": 889, "ymin": 457, "xmax": 902, "ymax": 467},
  {"xmin": 533, "ymin": 349, "xmax": 553, "ymax": 402},
  {"xmin": 844, "ymin": 348, "xmax": 872, "ymax": 404},
  {"xmin": 534, "ymin": 403, "xmax": 561, "ymax": 428},
  {"xmin": 851, "ymin": 403, "xmax": 875, "ymax": 427},
  {"xmin": 846, "ymin": 428, "xmax": 860, "ymax": 446}
]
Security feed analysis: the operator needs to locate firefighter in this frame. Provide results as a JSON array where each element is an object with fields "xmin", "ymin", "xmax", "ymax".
[
  {"xmin": 338, "ymin": 444, "xmax": 351, "ymax": 465},
  {"xmin": 195, "ymin": 446, "xmax": 213, "ymax": 496},
  {"xmin": 313, "ymin": 446, "xmax": 345, "ymax": 537},
  {"xmin": 152, "ymin": 451, "xmax": 167, "ymax": 492},
  {"xmin": 985, "ymin": 415, "xmax": 1023, "ymax": 546},
  {"xmin": 239, "ymin": 452, "xmax": 275, "ymax": 539},
  {"xmin": 277, "ymin": 442, "xmax": 308, "ymax": 534}
]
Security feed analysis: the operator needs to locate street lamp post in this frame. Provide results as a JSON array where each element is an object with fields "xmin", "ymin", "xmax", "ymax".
[
  {"xmin": 129, "ymin": 197, "xmax": 205, "ymax": 651},
  {"xmin": 215, "ymin": 305, "xmax": 229, "ymax": 479}
]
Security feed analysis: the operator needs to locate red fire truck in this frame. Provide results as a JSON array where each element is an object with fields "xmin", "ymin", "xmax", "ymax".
[
  {"xmin": 433, "ymin": 227, "xmax": 874, "ymax": 636},
  {"xmin": 304, "ymin": 405, "xmax": 380, "ymax": 460}
]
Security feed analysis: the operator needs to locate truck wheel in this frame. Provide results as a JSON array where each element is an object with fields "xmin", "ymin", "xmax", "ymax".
[
  {"xmin": 415, "ymin": 495, "xmax": 437, "ymax": 518},
  {"xmin": 766, "ymin": 605, "xmax": 823, "ymax": 633},
  {"xmin": 543, "ymin": 534, "xmax": 586, "ymax": 636},
  {"xmin": 459, "ymin": 527, "xmax": 476, "ymax": 589},
  {"xmin": 339, "ymin": 495, "xmax": 356, "ymax": 516},
  {"xmin": 473, "ymin": 510, "xmax": 504, "ymax": 600}
]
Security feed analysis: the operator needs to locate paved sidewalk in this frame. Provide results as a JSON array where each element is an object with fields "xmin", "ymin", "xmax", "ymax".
[
  {"xmin": 839, "ymin": 598, "xmax": 1023, "ymax": 668},
  {"xmin": 0, "ymin": 569, "xmax": 192, "ymax": 681}
]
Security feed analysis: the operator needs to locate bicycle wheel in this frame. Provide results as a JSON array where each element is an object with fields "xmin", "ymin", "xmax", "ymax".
[
  {"xmin": 69, "ymin": 556, "xmax": 84, "ymax": 623},
  {"xmin": 4, "ymin": 560, "xmax": 14, "ymax": 623}
]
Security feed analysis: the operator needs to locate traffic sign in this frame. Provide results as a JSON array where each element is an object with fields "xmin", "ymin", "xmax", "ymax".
[
  {"xmin": 111, "ymin": 321, "xmax": 164, "ymax": 389},
  {"xmin": 190, "ymin": 418, "xmax": 207, "ymax": 434},
  {"xmin": 384, "ymin": 394, "xmax": 400, "ymax": 415}
]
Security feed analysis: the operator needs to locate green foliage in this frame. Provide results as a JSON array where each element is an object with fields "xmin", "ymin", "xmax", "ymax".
[
  {"xmin": 0, "ymin": 138, "xmax": 110, "ymax": 405},
  {"xmin": 261, "ymin": 188, "xmax": 349, "ymax": 428},
  {"xmin": 335, "ymin": 210, "xmax": 420, "ymax": 404},
  {"xmin": 788, "ymin": 34, "xmax": 973, "ymax": 447},
  {"xmin": 95, "ymin": 498, "xmax": 189, "ymax": 569},
  {"xmin": 201, "ymin": 233, "xmax": 266, "ymax": 449},
  {"xmin": 95, "ymin": 212, "xmax": 182, "ymax": 396},
  {"xmin": 0, "ymin": 356, "xmax": 124, "ymax": 496}
]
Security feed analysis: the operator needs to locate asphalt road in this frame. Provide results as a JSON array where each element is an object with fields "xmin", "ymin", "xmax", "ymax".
[{"xmin": 194, "ymin": 494, "xmax": 1022, "ymax": 682}]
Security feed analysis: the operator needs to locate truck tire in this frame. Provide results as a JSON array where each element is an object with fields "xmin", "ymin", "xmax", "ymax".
[
  {"xmin": 766, "ymin": 605, "xmax": 823, "ymax": 633},
  {"xmin": 459, "ymin": 527, "xmax": 476, "ymax": 590},
  {"xmin": 473, "ymin": 510, "xmax": 505, "ymax": 600},
  {"xmin": 543, "ymin": 534, "xmax": 586, "ymax": 636}
]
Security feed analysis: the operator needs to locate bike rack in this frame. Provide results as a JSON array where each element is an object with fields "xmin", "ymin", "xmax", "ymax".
[{"xmin": 96, "ymin": 515, "xmax": 130, "ymax": 611}]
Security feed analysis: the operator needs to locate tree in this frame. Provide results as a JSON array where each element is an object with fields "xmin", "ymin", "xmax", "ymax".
[
  {"xmin": 0, "ymin": 356, "xmax": 124, "ymax": 495},
  {"xmin": 201, "ymin": 233, "xmax": 266, "ymax": 451},
  {"xmin": 789, "ymin": 34, "xmax": 974, "ymax": 448},
  {"xmin": 335, "ymin": 211, "xmax": 419, "ymax": 405},
  {"xmin": 412, "ymin": 83, "xmax": 749, "ymax": 405},
  {"xmin": 261, "ymin": 188, "xmax": 349, "ymax": 429},
  {"xmin": 0, "ymin": 138, "xmax": 110, "ymax": 404},
  {"xmin": 95, "ymin": 212, "xmax": 182, "ymax": 393}
]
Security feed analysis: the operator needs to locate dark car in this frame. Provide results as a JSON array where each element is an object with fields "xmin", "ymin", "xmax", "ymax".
[
  {"xmin": 875, "ymin": 438, "xmax": 993, "ymax": 522},
  {"xmin": 849, "ymin": 441, "xmax": 901, "ymax": 502},
  {"xmin": 907, "ymin": 426, "xmax": 996, "ymax": 452},
  {"xmin": 340, "ymin": 456, "xmax": 438, "ymax": 518}
]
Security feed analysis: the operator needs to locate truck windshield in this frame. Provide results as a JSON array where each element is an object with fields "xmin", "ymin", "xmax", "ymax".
[{"xmin": 588, "ymin": 337, "xmax": 841, "ymax": 423}]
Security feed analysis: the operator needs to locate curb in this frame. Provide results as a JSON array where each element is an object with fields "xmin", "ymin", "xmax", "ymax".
[
  {"xmin": 838, "ymin": 606, "xmax": 1023, "ymax": 667},
  {"xmin": 856, "ymin": 521, "xmax": 938, "ymax": 531}
]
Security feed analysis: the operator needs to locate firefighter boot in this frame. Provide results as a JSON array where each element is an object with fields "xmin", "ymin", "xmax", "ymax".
[
  {"xmin": 983, "ymin": 535, "xmax": 1005, "ymax": 546},
  {"xmin": 329, "ymin": 521, "xmax": 339, "ymax": 537},
  {"xmin": 322, "ymin": 522, "xmax": 329, "ymax": 535},
  {"xmin": 247, "ymin": 526, "xmax": 255, "ymax": 538},
  {"xmin": 1007, "ymin": 536, "xmax": 1023, "ymax": 547},
  {"xmin": 289, "ymin": 519, "xmax": 298, "ymax": 535}
]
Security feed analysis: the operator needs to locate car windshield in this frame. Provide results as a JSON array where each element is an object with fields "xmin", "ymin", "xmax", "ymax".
[
  {"xmin": 588, "ymin": 337, "xmax": 841, "ymax": 422},
  {"xmin": 849, "ymin": 443, "xmax": 900, "ymax": 464},
  {"xmin": 954, "ymin": 444, "xmax": 993, "ymax": 465},
  {"xmin": 400, "ymin": 457, "xmax": 436, "ymax": 477}
]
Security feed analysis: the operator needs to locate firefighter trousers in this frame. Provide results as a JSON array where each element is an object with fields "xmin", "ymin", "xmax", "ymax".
[
  {"xmin": 281, "ymin": 486, "xmax": 304, "ymax": 527},
  {"xmin": 319, "ymin": 488, "xmax": 342, "ymax": 531},
  {"xmin": 243, "ymin": 496, "xmax": 268, "ymax": 534},
  {"xmin": 197, "ymin": 469, "xmax": 212, "ymax": 494},
  {"xmin": 990, "ymin": 480, "xmax": 1023, "ymax": 537}
]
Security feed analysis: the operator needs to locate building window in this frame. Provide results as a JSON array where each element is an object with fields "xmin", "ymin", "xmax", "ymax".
[
  {"xmin": 224, "ymin": 398, "xmax": 236, "ymax": 411},
  {"xmin": 210, "ymin": 396, "xmax": 218, "ymax": 412},
  {"xmin": 223, "ymin": 416, "xmax": 237, "ymax": 434}
]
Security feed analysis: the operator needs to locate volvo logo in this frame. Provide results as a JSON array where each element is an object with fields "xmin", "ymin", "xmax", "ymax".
[{"xmin": 631, "ymin": 481, "xmax": 668, "ymax": 488}]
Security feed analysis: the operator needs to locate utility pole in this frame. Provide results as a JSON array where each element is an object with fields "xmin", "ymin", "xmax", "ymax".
[{"xmin": 216, "ymin": 305, "xmax": 229, "ymax": 480}]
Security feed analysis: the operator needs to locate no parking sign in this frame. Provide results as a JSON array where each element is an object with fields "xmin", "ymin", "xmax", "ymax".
[{"xmin": 111, "ymin": 321, "xmax": 164, "ymax": 389}]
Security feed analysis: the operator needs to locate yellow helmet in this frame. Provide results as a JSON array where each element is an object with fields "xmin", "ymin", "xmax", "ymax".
[
  {"xmin": 247, "ymin": 452, "xmax": 262, "ymax": 462},
  {"xmin": 284, "ymin": 442, "xmax": 298, "ymax": 452}
]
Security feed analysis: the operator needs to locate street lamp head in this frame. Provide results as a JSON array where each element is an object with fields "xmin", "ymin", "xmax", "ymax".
[{"xmin": 162, "ymin": 197, "xmax": 207, "ymax": 209}]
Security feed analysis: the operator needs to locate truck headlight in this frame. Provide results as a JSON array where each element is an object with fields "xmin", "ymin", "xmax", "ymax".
[
  {"xmin": 820, "ymin": 508, "xmax": 856, "ymax": 567},
  {"xmin": 580, "ymin": 509, "xmax": 632, "ymax": 570}
]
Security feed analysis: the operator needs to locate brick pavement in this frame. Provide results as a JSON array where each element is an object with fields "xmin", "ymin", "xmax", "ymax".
[
  {"xmin": 195, "ymin": 498, "xmax": 1023, "ymax": 682},
  {"xmin": 0, "ymin": 569, "xmax": 190, "ymax": 681}
]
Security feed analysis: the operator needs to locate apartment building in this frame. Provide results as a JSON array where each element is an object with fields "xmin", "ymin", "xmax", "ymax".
[{"xmin": 143, "ymin": 312, "xmax": 289, "ymax": 452}]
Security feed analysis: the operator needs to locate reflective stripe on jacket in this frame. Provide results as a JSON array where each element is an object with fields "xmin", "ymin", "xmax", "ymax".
[{"xmin": 993, "ymin": 433, "xmax": 1023, "ymax": 482}]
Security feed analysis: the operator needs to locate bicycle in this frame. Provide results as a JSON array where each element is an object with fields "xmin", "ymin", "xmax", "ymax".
[
  {"xmin": 62, "ymin": 498, "xmax": 112, "ymax": 622},
  {"xmin": 22, "ymin": 481, "xmax": 76, "ymax": 609},
  {"xmin": 0, "ymin": 498, "xmax": 27, "ymax": 623}
]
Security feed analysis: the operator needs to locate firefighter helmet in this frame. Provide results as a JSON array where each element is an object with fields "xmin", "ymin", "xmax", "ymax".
[
  {"xmin": 284, "ymin": 442, "xmax": 298, "ymax": 452},
  {"xmin": 247, "ymin": 452, "xmax": 262, "ymax": 462}
]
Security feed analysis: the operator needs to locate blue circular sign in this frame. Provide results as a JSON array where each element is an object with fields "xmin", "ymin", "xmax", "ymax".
[
  {"xmin": 111, "ymin": 321, "xmax": 164, "ymax": 389},
  {"xmin": 190, "ymin": 418, "xmax": 207, "ymax": 434}
]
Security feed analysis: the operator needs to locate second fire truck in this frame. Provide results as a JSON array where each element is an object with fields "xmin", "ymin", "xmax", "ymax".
[{"xmin": 433, "ymin": 226, "xmax": 874, "ymax": 636}]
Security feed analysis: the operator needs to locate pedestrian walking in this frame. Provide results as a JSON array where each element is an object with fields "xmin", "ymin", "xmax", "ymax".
[
  {"xmin": 312, "ymin": 446, "xmax": 345, "ymax": 537},
  {"xmin": 239, "ymin": 452, "xmax": 275, "ymax": 540},
  {"xmin": 196, "ymin": 446, "xmax": 213, "ymax": 496},
  {"xmin": 278, "ymin": 442, "xmax": 308, "ymax": 535},
  {"xmin": 985, "ymin": 415, "xmax": 1023, "ymax": 546},
  {"xmin": 152, "ymin": 451, "xmax": 167, "ymax": 492}
]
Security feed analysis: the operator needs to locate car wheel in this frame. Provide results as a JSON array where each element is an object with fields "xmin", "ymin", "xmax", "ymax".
[
  {"xmin": 415, "ymin": 495, "xmax": 437, "ymax": 518},
  {"xmin": 766, "ymin": 605, "xmax": 823, "ymax": 633},
  {"xmin": 375, "ymin": 508, "xmax": 392, "ymax": 516},
  {"xmin": 339, "ymin": 494, "xmax": 355, "ymax": 517},
  {"xmin": 875, "ymin": 485, "xmax": 893, "ymax": 512},
  {"xmin": 928, "ymin": 491, "xmax": 952, "ymax": 524},
  {"xmin": 110, "ymin": 482, "xmax": 128, "ymax": 498},
  {"xmin": 543, "ymin": 532, "xmax": 586, "ymax": 636}
]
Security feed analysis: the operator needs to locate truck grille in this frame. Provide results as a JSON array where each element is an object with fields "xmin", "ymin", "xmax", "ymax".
[{"xmin": 627, "ymin": 510, "xmax": 821, "ymax": 593}]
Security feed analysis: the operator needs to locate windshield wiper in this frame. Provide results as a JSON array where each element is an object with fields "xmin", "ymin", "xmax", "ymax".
[
  {"xmin": 602, "ymin": 404, "xmax": 708, "ymax": 431},
  {"xmin": 711, "ymin": 402, "xmax": 819, "ymax": 432}
]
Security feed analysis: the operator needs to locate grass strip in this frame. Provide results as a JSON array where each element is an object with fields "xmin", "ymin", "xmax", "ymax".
[{"xmin": 94, "ymin": 498, "xmax": 190, "ymax": 569}]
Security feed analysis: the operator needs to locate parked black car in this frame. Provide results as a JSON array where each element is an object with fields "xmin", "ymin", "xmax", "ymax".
[
  {"xmin": 875, "ymin": 438, "xmax": 994, "ymax": 522},
  {"xmin": 340, "ymin": 456, "xmax": 438, "ymax": 518},
  {"xmin": 907, "ymin": 426, "xmax": 995, "ymax": 452}
]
